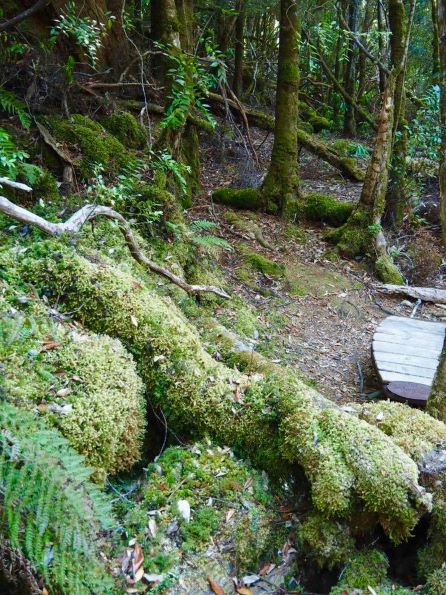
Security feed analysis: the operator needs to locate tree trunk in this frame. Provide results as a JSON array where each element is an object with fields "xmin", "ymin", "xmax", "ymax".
[
  {"xmin": 377, "ymin": 0, "xmax": 388, "ymax": 93},
  {"xmin": 384, "ymin": 0, "xmax": 409, "ymax": 226},
  {"xmin": 438, "ymin": 0, "xmax": 446, "ymax": 244},
  {"xmin": 232, "ymin": 0, "xmax": 245, "ymax": 98},
  {"xmin": 261, "ymin": 0, "xmax": 300, "ymax": 214},
  {"xmin": 151, "ymin": 0, "xmax": 181, "ymax": 83},
  {"xmin": 432, "ymin": 0, "xmax": 441, "ymax": 85},
  {"xmin": 343, "ymin": 0, "xmax": 360, "ymax": 136}
]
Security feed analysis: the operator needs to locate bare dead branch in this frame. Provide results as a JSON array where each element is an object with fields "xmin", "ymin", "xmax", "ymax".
[
  {"xmin": 0, "ymin": 194, "xmax": 230, "ymax": 299},
  {"xmin": 377, "ymin": 284, "xmax": 446, "ymax": 305},
  {"xmin": 0, "ymin": 0, "xmax": 50, "ymax": 32}
]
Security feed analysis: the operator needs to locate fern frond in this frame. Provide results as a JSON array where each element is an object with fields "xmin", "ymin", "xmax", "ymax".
[
  {"xmin": 0, "ymin": 88, "xmax": 31, "ymax": 129},
  {"xmin": 191, "ymin": 234, "xmax": 233, "ymax": 250},
  {"xmin": 0, "ymin": 402, "xmax": 117, "ymax": 594},
  {"xmin": 190, "ymin": 219, "xmax": 218, "ymax": 232}
]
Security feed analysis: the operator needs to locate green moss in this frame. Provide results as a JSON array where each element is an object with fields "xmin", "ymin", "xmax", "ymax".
[
  {"xmin": 302, "ymin": 194, "xmax": 354, "ymax": 227},
  {"xmin": 285, "ymin": 261, "xmax": 351, "ymax": 298},
  {"xmin": 375, "ymin": 255, "xmax": 404, "ymax": 285},
  {"xmin": 243, "ymin": 250, "xmax": 285, "ymax": 277},
  {"xmin": 424, "ymin": 567, "xmax": 446, "ymax": 594},
  {"xmin": 298, "ymin": 513, "xmax": 355, "ymax": 569},
  {"xmin": 123, "ymin": 443, "xmax": 278, "ymax": 574},
  {"xmin": 212, "ymin": 187, "xmax": 263, "ymax": 210},
  {"xmin": 298, "ymin": 101, "xmax": 331, "ymax": 132},
  {"xmin": 1, "ymin": 300, "xmax": 146, "ymax": 477},
  {"xmin": 101, "ymin": 111, "xmax": 146, "ymax": 149},
  {"xmin": 326, "ymin": 206, "xmax": 371, "ymax": 257},
  {"xmin": 331, "ymin": 550, "xmax": 389, "ymax": 591},
  {"xmin": 32, "ymin": 168, "xmax": 60, "ymax": 202},
  {"xmin": 44, "ymin": 115, "xmax": 137, "ymax": 179}
]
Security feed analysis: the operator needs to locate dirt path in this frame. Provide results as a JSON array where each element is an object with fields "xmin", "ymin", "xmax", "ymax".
[{"xmin": 189, "ymin": 125, "xmax": 446, "ymax": 404}]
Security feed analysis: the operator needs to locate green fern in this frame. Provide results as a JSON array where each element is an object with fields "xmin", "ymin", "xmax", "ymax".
[
  {"xmin": 0, "ymin": 88, "xmax": 31, "ymax": 129},
  {"xmin": 191, "ymin": 234, "xmax": 232, "ymax": 250},
  {"xmin": 190, "ymin": 219, "xmax": 218, "ymax": 232},
  {"xmin": 0, "ymin": 401, "xmax": 117, "ymax": 593}
]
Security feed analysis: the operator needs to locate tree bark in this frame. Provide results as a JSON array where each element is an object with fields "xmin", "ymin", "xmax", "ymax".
[
  {"xmin": 343, "ymin": 0, "xmax": 360, "ymax": 136},
  {"xmin": 232, "ymin": 0, "xmax": 246, "ymax": 98},
  {"xmin": 261, "ymin": 0, "xmax": 300, "ymax": 214},
  {"xmin": 438, "ymin": 0, "xmax": 446, "ymax": 245},
  {"xmin": 432, "ymin": 0, "xmax": 441, "ymax": 85}
]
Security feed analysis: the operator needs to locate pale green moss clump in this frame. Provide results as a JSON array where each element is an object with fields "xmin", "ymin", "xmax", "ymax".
[
  {"xmin": 19, "ymin": 243, "xmax": 436, "ymax": 543},
  {"xmin": 375, "ymin": 255, "xmax": 404, "ymax": 285},
  {"xmin": 212, "ymin": 187, "xmax": 263, "ymax": 210},
  {"xmin": 243, "ymin": 250, "xmax": 285, "ymax": 277},
  {"xmin": 1, "ymin": 299, "xmax": 146, "ymax": 477}
]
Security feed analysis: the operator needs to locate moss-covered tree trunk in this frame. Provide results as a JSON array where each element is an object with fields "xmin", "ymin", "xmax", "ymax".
[
  {"xmin": 384, "ymin": 0, "xmax": 409, "ymax": 227},
  {"xmin": 331, "ymin": 0, "xmax": 412, "ymax": 283},
  {"xmin": 25, "ymin": 246, "xmax": 443, "ymax": 548},
  {"xmin": 232, "ymin": 0, "xmax": 246, "ymax": 98},
  {"xmin": 432, "ymin": 0, "xmax": 441, "ymax": 85},
  {"xmin": 343, "ymin": 0, "xmax": 360, "ymax": 136},
  {"xmin": 438, "ymin": 0, "xmax": 446, "ymax": 245},
  {"xmin": 261, "ymin": 0, "xmax": 300, "ymax": 214}
]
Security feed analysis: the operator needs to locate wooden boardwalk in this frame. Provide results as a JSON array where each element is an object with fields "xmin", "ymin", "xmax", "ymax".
[{"xmin": 372, "ymin": 315, "xmax": 446, "ymax": 406}]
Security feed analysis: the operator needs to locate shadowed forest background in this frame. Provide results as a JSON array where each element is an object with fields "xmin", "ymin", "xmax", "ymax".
[{"xmin": 2, "ymin": 0, "xmax": 446, "ymax": 593}]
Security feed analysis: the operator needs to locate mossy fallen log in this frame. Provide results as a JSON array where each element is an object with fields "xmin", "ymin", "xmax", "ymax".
[{"xmin": 20, "ymin": 243, "xmax": 443, "ymax": 545}]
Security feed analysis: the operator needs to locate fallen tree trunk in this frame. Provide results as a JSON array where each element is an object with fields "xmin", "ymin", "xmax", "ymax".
[
  {"xmin": 19, "ymin": 243, "xmax": 441, "ymax": 545},
  {"xmin": 296, "ymin": 128, "xmax": 365, "ymax": 182},
  {"xmin": 377, "ymin": 284, "xmax": 446, "ymax": 304}
]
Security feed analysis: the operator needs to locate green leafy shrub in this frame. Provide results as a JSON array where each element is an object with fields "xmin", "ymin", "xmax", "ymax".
[{"xmin": 0, "ymin": 401, "xmax": 115, "ymax": 593}]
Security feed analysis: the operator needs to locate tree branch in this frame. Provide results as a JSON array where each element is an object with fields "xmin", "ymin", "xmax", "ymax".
[
  {"xmin": 0, "ymin": 192, "xmax": 230, "ymax": 299},
  {"xmin": 0, "ymin": 0, "xmax": 51, "ymax": 32}
]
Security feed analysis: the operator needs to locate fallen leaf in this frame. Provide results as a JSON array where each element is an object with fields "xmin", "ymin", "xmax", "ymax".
[
  {"xmin": 225, "ymin": 508, "xmax": 235, "ymax": 523},
  {"xmin": 237, "ymin": 589, "xmax": 253, "ymax": 595},
  {"xmin": 42, "ymin": 589, "xmax": 49, "ymax": 595},
  {"xmin": 133, "ymin": 543, "xmax": 144, "ymax": 571},
  {"xmin": 134, "ymin": 566, "xmax": 144, "ymax": 583},
  {"xmin": 208, "ymin": 577, "xmax": 224, "ymax": 595},
  {"xmin": 242, "ymin": 574, "xmax": 260, "ymax": 586},
  {"xmin": 130, "ymin": 315, "xmax": 138, "ymax": 327},
  {"xmin": 259, "ymin": 562, "xmax": 275, "ymax": 576},
  {"xmin": 143, "ymin": 573, "xmax": 165, "ymax": 584},
  {"xmin": 177, "ymin": 499, "xmax": 191, "ymax": 522},
  {"xmin": 56, "ymin": 387, "xmax": 71, "ymax": 398},
  {"xmin": 148, "ymin": 518, "xmax": 157, "ymax": 538},
  {"xmin": 41, "ymin": 339, "xmax": 61, "ymax": 351}
]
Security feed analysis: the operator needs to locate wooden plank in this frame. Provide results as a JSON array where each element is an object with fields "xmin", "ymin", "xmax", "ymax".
[
  {"xmin": 376, "ymin": 325, "xmax": 444, "ymax": 341},
  {"xmin": 373, "ymin": 352, "xmax": 439, "ymax": 369},
  {"xmin": 379, "ymin": 370, "xmax": 434, "ymax": 386},
  {"xmin": 372, "ymin": 340, "xmax": 441, "ymax": 359},
  {"xmin": 376, "ymin": 361, "xmax": 435, "ymax": 379},
  {"xmin": 373, "ymin": 332, "xmax": 444, "ymax": 350},
  {"xmin": 381, "ymin": 316, "xmax": 446, "ymax": 335}
]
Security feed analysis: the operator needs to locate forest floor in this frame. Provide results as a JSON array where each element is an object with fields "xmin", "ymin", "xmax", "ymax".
[{"xmin": 189, "ymin": 124, "xmax": 446, "ymax": 405}]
